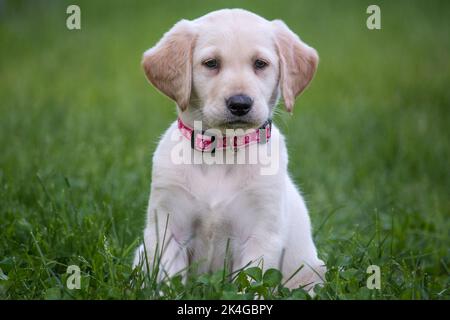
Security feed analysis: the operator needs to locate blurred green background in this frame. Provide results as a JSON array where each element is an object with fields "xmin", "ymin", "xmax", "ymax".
[{"xmin": 0, "ymin": 0, "xmax": 449, "ymax": 299}]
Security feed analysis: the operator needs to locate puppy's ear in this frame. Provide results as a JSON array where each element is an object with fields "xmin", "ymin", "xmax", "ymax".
[
  {"xmin": 142, "ymin": 20, "xmax": 196, "ymax": 110},
  {"xmin": 272, "ymin": 20, "xmax": 318, "ymax": 113}
]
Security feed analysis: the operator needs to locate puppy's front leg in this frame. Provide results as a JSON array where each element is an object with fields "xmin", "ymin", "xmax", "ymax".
[
  {"xmin": 133, "ymin": 209, "xmax": 188, "ymax": 281},
  {"xmin": 234, "ymin": 234, "xmax": 283, "ymax": 273}
]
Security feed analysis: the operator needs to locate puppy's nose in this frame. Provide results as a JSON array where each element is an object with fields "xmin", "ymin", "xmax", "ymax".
[{"xmin": 226, "ymin": 94, "xmax": 253, "ymax": 116}]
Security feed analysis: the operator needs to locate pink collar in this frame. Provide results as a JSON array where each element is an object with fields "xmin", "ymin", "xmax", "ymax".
[{"xmin": 177, "ymin": 117, "xmax": 272, "ymax": 153}]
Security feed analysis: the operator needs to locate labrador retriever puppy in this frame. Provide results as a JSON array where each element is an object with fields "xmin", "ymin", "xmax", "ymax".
[{"xmin": 134, "ymin": 8, "xmax": 326, "ymax": 292}]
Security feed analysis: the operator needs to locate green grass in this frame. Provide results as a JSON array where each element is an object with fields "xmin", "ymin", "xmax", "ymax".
[{"xmin": 0, "ymin": 0, "xmax": 449, "ymax": 299}]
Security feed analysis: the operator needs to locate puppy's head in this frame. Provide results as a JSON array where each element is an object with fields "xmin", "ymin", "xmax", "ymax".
[{"xmin": 142, "ymin": 9, "xmax": 318, "ymax": 129}]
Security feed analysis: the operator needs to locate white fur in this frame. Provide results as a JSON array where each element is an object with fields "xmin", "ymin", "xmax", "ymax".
[{"xmin": 134, "ymin": 9, "xmax": 326, "ymax": 292}]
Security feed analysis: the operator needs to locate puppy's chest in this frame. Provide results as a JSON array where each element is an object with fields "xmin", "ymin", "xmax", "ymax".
[
  {"xmin": 177, "ymin": 163, "xmax": 255, "ymax": 208},
  {"xmin": 162, "ymin": 163, "xmax": 260, "ymax": 239},
  {"xmin": 173, "ymin": 165, "xmax": 259, "ymax": 263}
]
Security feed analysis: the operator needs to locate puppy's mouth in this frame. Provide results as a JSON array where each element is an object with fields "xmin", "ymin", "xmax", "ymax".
[
  {"xmin": 220, "ymin": 119, "xmax": 260, "ymax": 130},
  {"xmin": 227, "ymin": 120, "xmax": 251, "ymax": 126}
]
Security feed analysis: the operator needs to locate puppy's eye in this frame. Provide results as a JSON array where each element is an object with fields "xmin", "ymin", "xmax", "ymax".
[
  {"xmin": 203, "ymin": 59, "xmax": 219, "ymax": 69},
  {"xmin": 254, "ymin": 59, "xmax": 268, "ymax": 69}
]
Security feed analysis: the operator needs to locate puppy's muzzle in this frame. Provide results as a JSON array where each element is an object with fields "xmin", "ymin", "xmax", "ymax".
[{"xmin": 226, "ymin": 94, "xmax": 253, "ymax": 116}]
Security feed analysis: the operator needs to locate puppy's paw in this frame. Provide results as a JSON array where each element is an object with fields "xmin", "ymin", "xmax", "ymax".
[{"xmin": 285, "ymin": 261, "xmax": 327, "ymax": 297}]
